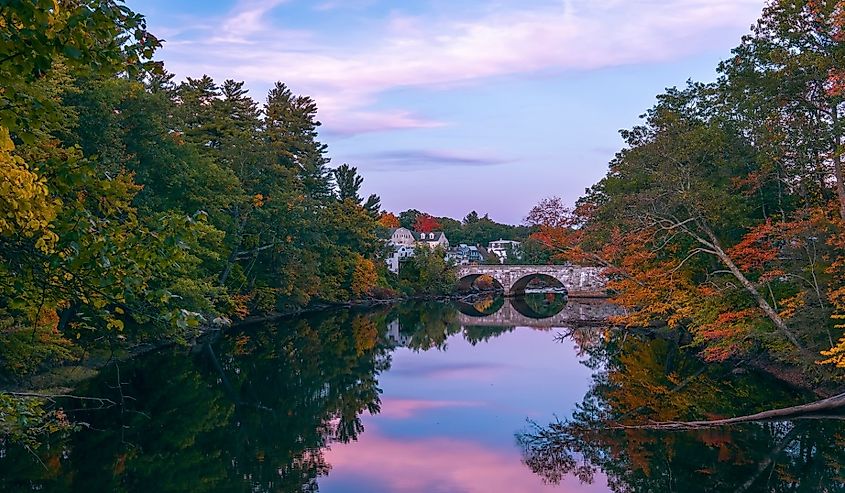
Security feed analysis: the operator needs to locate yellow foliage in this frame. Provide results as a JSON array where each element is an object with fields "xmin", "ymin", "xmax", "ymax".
[
  {"xmin": 777, "ymin": 292, "xmax": 806, "ymax": 320},
  {"xmin": 819, "ymin": 334, "xmax": 845, "ymax": 367},
  {"xmin": 821, "ymin": 219, "xmax": 845, "ymax": 366},
  {"xmin": 350, "ymin": 254, "xmax": 377, "ymax": 298},
  {"xmin": 0, "ymin": 127, "xmax": 60, "ymax": 252},
  {"xmin": 351, "ymin": 316, "xmax": 378, "ymax": 356}
]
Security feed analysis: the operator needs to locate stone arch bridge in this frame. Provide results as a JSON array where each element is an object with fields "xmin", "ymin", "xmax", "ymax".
[{"xmin": 456, "ymin": 265, "xmax": 606, "ymax": 297}]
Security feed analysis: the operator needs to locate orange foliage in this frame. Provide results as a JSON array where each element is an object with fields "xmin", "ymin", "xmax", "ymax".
[
  {"xmin": 695, "ymin": 308, "xmax": 760, "ymax": 362},
  {"xmin": 234, "ymin": 335, "xmax": 253, "ymax": 356},
  {"xmin": 726, "ymin": 221, "xmax": 779, "ymax": 273},
  {"xmin": 599, "ymin": 229, "xmax": 700, "ymax": 329},
  {"xmin": 378, "ymin": 212, "xmax": 400, "ymax": 228},
  {"xmin": 230, "ymin": 293, "xmax": 253, "ymax": 320}
]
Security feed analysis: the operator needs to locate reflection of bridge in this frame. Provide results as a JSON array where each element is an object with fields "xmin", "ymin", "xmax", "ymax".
[
  {"xmin": 457, "ymin": 298, "xmax": 622, "ymax": 328},
  {"xmin": 456, "ymin": 265, "xmax": 606, "ymax": 297}
]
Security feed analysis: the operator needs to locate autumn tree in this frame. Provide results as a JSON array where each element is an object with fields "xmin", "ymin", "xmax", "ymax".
[
  {"xmin": 378, "ymin": 212, "xmax": 401, "ymax": 228},
  {"xmin": 413, "ymin": 213, "xmax": 441, "ymax": 233}
]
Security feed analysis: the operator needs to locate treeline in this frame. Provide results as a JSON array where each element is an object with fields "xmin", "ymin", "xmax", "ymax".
[
  {"xmin": 398, "ymin": 209, "xmax": 532, "ymax": 245},
  {"xmin": 380, "ymin": 209, "xmax": 558, "ymax": 264},
  {"xmin": 530, "ymin": 0, "xmax": 845, "ymax": 370},
  {"xmin": 0, "ymin": 1, "xmax": 388, "ymax": 379}
]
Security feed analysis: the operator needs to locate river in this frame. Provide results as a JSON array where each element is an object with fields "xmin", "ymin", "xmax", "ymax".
[{"xmin": 1, "ymin": 295, "xmax": 843, "ymax": 492}]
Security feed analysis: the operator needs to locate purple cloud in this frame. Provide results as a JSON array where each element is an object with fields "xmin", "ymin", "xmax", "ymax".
[{"xmin": 347, "ymin": 149, "xmax": 514, "ymax": 170}]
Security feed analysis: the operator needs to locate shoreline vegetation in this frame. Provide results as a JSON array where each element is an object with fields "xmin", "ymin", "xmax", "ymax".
[{"xmin": 3, "ymin": 0, "xmax": 845, "ymax": 458}]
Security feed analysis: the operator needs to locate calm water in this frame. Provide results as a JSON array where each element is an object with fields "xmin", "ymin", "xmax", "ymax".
[{"xmin": 2, "ymin": 296, "xmax": 844, "ymax": 492}]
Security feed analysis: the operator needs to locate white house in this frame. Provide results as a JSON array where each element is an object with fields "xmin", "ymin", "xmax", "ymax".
[
  {"xmin": 384, "ymin": 227, "xmax": 450, "ymax": 273},
  {"xmin": 388, "ymin": 227, "xmax": 416, "ymax": 247},
  {"xmin": 386, "ymin": 244, "xmax": 416, "ymax": 274},
  {"xmin": 488, "ymin": 239, "xmax": 522, "ymax": 262},
  {"xmin": 415, "ymin": 231, "xmax": 450, "ymax": 250}
]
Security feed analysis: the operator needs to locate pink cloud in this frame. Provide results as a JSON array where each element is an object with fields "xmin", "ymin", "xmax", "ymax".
[
  {"xmin": 322, "ymin": 428, "xmax": 608, "ymax": 492},
  {"xmin": 376, "ymin": 398, "xmax": 483, "ymax": 419},
  {"xmin": 319, "ymin": 109, "xmax": 447, "ymax": 136},
  {"xmin": 155, "ymin": 0, "xmax": 765, "ymax": 135}
]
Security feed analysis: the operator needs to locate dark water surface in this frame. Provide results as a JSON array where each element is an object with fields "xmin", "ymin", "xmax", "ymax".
[{"xmin": 2, "ymin": 296, "xmax": 843, "ymax": 492}]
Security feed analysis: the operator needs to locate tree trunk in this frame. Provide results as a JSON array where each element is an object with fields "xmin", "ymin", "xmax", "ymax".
[
  {"xmin": 608, "ymin": 392, "xmax": 845, "ymax": 430},
  {"xmin": 733, "ymin": 423, "xmax": 804, "ymax": 493},
  {"xmin": 700, "ymin": 225, "xmax": 807, "ymax": 354},
  {"xmin": 831, "ymin": 107, "xmax": 845, "ymax": 221},
  {"xmin": 219, "ymin": 209, "xmax": 245, "ymax": 286},
  {"xmin": 218, "ymin": 250, "xmax": 238, "ymax": 286}
]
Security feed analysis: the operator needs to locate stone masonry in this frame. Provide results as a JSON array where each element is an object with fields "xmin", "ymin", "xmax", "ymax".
[{"xmin": 456, "ymin": 264, "xmax": 607, "ymax": 297}]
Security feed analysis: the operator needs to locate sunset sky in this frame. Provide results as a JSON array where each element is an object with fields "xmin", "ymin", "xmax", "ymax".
[{"xmin": 128, "ymin": 0, "xmax": 767, "ymax": 224}]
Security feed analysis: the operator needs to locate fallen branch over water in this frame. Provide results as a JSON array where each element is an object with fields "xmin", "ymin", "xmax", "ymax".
[
  {"xmin": 2, "ymin": 391, "xmax": 116, "ymax": 407},
  {"xmin": 607, "ymin": 392, "xmax": 845, "ymax": 430}
]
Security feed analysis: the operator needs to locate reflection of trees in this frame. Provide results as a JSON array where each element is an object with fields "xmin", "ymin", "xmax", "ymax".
[
  {"xmin": 518, "ymin": 331, "xmax": 845, "ymax": 492},
  {"xmin": 388, "ymin": 301, "xmax": 527, "ymax": 348},
  {"xmin": 0, "ymin": 311, "xmax": 390, "ymax": 492},
  {"xmin": 455, "ymin": 296, "xmax": 506, "ymax": 317},
  {"xmin": 471, "ymin": 296, "xmax": 504, "ymax": 315},
  {"xmin": 463, "ymin": 326, "xmax": 516, "ymax": 345},
  {"xmin": 391, "ymin": 302, "xmax": 462, "ymax": 351}
]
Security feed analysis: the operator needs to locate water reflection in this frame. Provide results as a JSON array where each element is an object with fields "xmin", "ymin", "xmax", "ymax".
[
  {"xmin": 0, "ymin": 312, "xmax": 390, "ymax": 492},
  {"xmin": 517, "ymin": 331, "xmax": 845, "ymax": 492},
  {"xmin": 1, "ymin": 301, "xmax": 843, "ymax": 492}
]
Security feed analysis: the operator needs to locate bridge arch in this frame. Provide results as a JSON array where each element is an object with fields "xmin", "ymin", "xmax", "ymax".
[
  {"xmin": 509, "ymin": 293, "xmax": 569, "ymax": 319},
  {"xmin": 456, "ymin": 273, "xmax": 504, "ymax": 293},
  {"xmin": 509, "ymin": 273, "xmax": 566, "ymax": 297},
  {"xmin": 455, "ymin": 296, "xmax": 506, "ymax": 317}
]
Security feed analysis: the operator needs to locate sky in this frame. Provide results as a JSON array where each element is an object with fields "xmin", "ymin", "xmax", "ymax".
[{"xmin": 126, "ymin": 0, "xmax": 767, "ymax": 224}]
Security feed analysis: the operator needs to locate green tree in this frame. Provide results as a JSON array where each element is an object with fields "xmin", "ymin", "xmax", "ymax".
[
  {"xmin": 334, "ymin": 163, "xmax": 381, "ymax": 216},
  {"xmin": 399, "ymin": 247, "xmax": 456, "ymax": 295},
  {"xmin": 398, "ymin": 209, "xmax": 422, "ymax": 230}
]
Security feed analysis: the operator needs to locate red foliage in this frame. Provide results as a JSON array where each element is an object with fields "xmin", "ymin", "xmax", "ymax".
[
  {"xmin": 726, "ymin": 221, "xmax": 779, "ymax": 273},
  {"xmin": 413, "ymin": 214, "xmax": 441, "ymax": 233}
]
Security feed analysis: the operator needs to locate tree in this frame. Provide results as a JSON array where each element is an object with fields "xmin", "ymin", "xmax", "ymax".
[
  {"xmin": 720, "ymin": 0, "xmax": 845, "ymax": 221},
  {"xmin": 334, "ymin": 163, "xmax": 364, "ymax": 202},
  {"xmin": 333, "ymin": 163, "xmax": 381, "ymax": 216},
  {"xmin": 398, "ymin": 247, "xmax": 456, "ymax": 295},
  {"xmin": 0, "ymin": 0, "xmax": 162, "ymax": 141},
  {"xmin": 378, "ymin": 212, "xmax": 400, "ymax": 228},
  {"xmin": 568, "ymin": 82, "xmax": 824, "ymax": 360},
  {"xmin": 413, "ymin": 214, "xmax": 441, "ymax": 233},
  {"xmin": 265, "ymin": 82, "xmax": 333, "ymax": 200},
  {"xmin": 398, "ymin": 209, "xmax": 421, "ymax": 229}
]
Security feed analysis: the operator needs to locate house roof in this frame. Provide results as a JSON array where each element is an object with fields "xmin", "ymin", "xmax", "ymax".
[
  {"xmin": 414, "ymin": 231, "xmax": 446, "ymax": 241},
  {"xmin": 385, "ymin": 227, "xmax": 415, "ymax": 239}
]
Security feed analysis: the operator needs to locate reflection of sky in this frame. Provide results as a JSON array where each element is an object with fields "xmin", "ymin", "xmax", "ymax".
[{"xmin": 320, "ymin": 328, "xmax": 610, "ymax": 492}]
